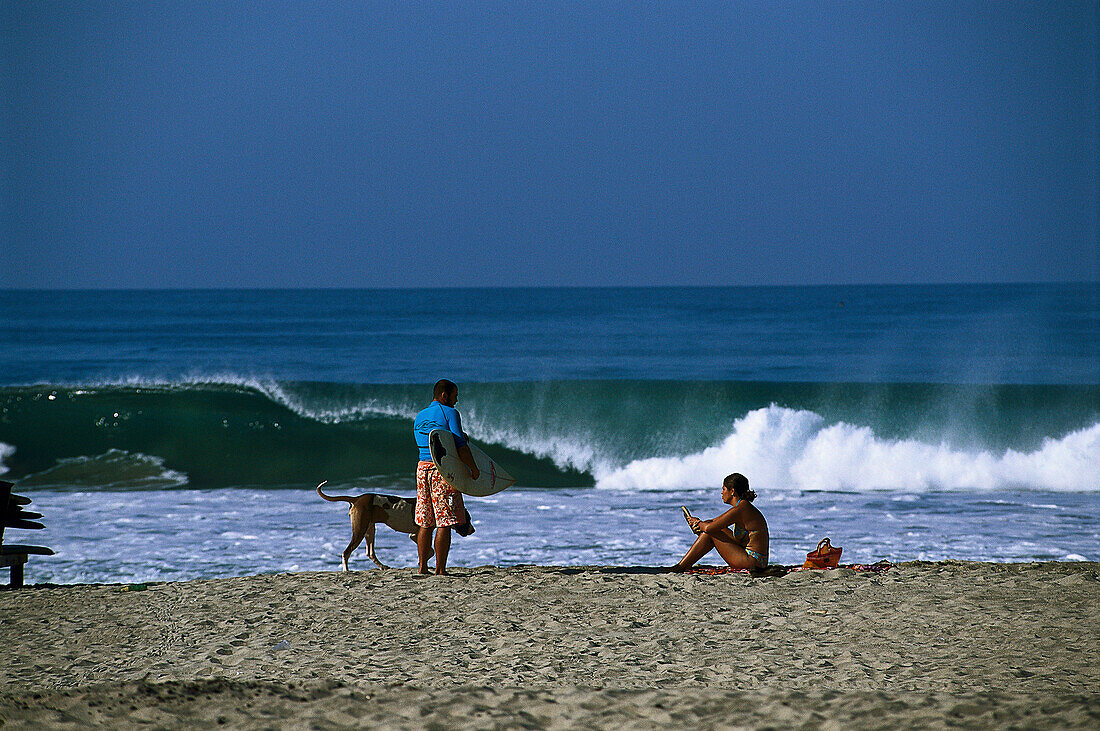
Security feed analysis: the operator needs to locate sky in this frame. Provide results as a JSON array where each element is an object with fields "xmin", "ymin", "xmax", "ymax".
[{"xmin": 2, "ymin": 1, "xmax": 1097, "ymax": 288}]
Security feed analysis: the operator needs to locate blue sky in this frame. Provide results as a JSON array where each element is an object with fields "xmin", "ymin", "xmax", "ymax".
[{"xmin": 3, "ymin": 2, "xmax": 1097, "ymax": 288}]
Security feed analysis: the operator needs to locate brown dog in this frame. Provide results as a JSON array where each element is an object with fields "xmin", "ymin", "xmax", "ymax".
[{"xmin": 316, "ymin": 481, "xmax": 473, "ymax": 570}]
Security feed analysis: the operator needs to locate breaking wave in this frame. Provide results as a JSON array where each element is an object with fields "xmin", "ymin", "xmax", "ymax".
[
  {"xmin": 1, "ymin": 378, "xmax": 1097, "ymax": 492},
  {"xmin": 596, "ymin": 406, "xmax": 1100, "ymax": 493}
]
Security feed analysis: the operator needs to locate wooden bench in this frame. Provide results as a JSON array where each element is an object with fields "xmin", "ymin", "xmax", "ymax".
[{"xmin": 1, "ymin": 480, "xmax": 54, "ymax": 588}]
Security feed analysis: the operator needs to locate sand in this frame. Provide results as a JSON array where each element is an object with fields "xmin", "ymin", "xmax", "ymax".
[{"xmin": 1, "ymin": 561, "xmax": 1098, "ymax": 729}]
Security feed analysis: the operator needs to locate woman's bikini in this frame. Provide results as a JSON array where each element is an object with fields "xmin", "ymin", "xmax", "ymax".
[{"xmin": 730, "ymin": 498, "xmax": 768, "ymax": 568}]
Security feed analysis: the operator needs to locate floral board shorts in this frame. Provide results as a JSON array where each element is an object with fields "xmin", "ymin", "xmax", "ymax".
[{"xmin": 416, "ymin": 461, "xmax": 465, "ymax": 528}]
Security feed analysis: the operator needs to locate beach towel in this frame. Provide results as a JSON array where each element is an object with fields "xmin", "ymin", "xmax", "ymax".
[{"xmin": 685, "ymin": 562, "xmax": 893, "ymax": 576}]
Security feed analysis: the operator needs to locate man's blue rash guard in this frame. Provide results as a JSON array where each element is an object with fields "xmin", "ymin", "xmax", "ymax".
[{"xmin": 413, "ymin": 401, "xmax": 468, "ymax": 462}]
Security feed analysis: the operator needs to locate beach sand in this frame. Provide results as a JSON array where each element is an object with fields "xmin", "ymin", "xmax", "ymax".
[{"xmin": 1, "ymin": 561, "xmax": 1097, "ymax": 728}]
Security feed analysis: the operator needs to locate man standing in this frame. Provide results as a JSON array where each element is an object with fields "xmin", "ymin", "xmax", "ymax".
[{"xmin": 413, "ymin": 379, "xmax": 479, "ymax": 575}]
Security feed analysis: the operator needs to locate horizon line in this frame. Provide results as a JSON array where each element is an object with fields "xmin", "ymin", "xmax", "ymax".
[{"xmin": 2, "ymin": 280, "xmax": 1097, "ymax": 293}]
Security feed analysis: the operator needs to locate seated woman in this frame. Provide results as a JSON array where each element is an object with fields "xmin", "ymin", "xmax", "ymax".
[{"xmin": 671, "ymin": 473, "xmax": 769, "ymax": 571}]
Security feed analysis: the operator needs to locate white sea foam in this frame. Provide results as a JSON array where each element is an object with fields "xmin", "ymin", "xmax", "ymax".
[
  {"xmin": 595, "ymin": 406, "xmax": 1100, "ymax": 493},
  {"xmin": 0, "ymin": 442, "xmax": 14, "ymax": 475},
  {"xmin": 230, "ymin": 375, "xmax": 420, "ymax": 424},
  {"xmin": 19, "ymin": 485, "xmax": 1098, "ymax": 583},
  {"xmin": 277, "ymin": 391, "xmax": 418, "ymax": 423},
  {"xmin": 463, "ymin": 412, "xmax": 604, "ymax": 474}
]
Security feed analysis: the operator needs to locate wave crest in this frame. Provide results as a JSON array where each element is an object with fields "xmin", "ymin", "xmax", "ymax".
[{"xmin": 596, "ymin": 406, "xmax": 1100, "ymax": 493}]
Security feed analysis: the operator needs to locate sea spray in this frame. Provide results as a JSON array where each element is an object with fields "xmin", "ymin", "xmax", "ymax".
[
  {"xmin": 594, "ymin": 406, "xmax": 1100, "ymax": 493},
  {"xmin": 0, "ymin": 441, "xmax": 14, "ymax": 475}
]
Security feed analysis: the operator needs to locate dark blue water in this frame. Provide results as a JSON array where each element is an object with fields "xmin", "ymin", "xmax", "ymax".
[{"xmin": 2, "ymin": 284, "xmax": 1096, "ymax": 384}]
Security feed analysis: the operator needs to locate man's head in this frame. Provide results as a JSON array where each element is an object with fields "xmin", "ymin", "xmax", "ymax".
[{"xmin": 433, "ymin": 379, "xmax": 458, "ymax": 406}]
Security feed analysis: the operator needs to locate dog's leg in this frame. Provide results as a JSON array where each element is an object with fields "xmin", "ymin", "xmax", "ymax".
[
  {"xmin": 365, "ymin": 517, "xmax": 389, "ymax": 570},
  {"xmin": 344, "ymin": 498, "xmax": 371, "ymax": 572},
  {"xmin": 367, "ymin": 505, "xmax": 389, "ymax": 567}
]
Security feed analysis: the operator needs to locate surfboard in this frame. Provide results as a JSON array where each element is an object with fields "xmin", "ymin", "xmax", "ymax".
[{"xmin": 428, "ymin": 429, "xmax": 516, "ymax": 496}]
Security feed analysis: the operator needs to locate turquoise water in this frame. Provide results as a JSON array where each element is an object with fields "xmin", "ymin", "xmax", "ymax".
[{"xmin": 2, "ymin": 380, "xmax": 1097, "ymax": 491}]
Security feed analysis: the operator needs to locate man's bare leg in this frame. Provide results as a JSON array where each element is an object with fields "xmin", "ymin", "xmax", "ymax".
[
  {"xmin": 417, "ymin": 526, "xmax": 433, "ymax": 574},
  {"xmin": 434, "ymin": 527, "xmax": 452, "ymax": 575}
]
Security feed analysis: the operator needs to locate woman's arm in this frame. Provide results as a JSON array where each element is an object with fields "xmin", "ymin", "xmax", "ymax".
[{"xmin": 700, "ymin": 504, "xmax": 741, "ymax": 536}]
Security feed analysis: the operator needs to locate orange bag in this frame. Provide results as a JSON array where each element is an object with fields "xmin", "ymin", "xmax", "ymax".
[{"xmin": 803, "ymin": 538, "xmax": 843, "ymax": 569}]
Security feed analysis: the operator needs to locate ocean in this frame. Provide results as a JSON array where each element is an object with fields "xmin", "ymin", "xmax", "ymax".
[{"xmin": 1, "ymin": 284, "xmax": 1097, "ymax": 584}]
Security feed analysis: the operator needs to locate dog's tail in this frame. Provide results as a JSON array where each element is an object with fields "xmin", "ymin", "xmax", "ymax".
[{"xmin": 316, "ymin": 480, "xmax": 357, "ymax": 505}]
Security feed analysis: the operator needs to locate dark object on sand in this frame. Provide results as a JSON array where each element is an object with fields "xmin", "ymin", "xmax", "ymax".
[{"xmin": 1, "ymin": 480, "xmax": 55, "ymax": 588}]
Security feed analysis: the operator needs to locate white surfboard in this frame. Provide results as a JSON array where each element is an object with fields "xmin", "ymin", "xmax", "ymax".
[{"xmin": 429, "ymin": 429, "xmax": 516, "ymax": 496}]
